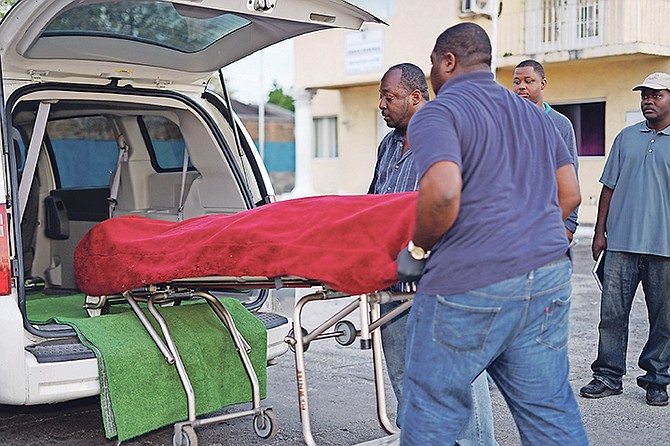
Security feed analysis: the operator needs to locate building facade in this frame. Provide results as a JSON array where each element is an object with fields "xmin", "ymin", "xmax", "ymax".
[
  {"xmin": 292, "ymin": 0, "xmax": 670, "ymax": 223},
  {"xmin": 233, "ymin": 99, "xmax": 296, "ymax": 194}
]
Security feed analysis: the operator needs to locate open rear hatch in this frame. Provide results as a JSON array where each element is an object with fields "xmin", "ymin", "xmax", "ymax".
[{"xmin": 0, "ymin": 0, "xmax": 383, "ymax": 87}]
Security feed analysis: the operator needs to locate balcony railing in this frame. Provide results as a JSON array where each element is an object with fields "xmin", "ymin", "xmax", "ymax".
[{"xmin": 497, "ymin": 0, "xmax": 670, "ymax": 64}]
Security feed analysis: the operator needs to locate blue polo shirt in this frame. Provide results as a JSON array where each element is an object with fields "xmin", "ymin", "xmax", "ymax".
[
  {"xmin": 600, "ymin": 121, "xmax": 670, "ymax": 257},
  {"xmin": 545, "ymin": 103, "xmax": 580, "ymax": 234},
  {"xmin": 407, "ymin": 71, "xmax": 573, "ymax": 295}
]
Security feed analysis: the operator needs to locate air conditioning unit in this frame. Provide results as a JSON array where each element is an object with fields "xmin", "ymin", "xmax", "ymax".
[{"xmin": 461, "ymin": 0, "xmax": 495, "ymax": 17}]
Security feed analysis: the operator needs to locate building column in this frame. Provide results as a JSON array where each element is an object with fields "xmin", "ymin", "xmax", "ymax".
[{"xmin": 290, "ymin": 88, "xmax": 316, "ymax": 197}]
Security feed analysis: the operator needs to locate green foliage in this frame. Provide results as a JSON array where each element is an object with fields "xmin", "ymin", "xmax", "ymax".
[
  {"xmin": 0, "ymin": 0, "xmax": 18, "ymax": 18},
  {"xmin": 267, "ymin": 81, "xmax": 294, "ymax": 112}
]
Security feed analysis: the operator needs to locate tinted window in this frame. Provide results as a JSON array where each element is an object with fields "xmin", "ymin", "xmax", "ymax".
[
  {"xmin": 44, "ymin": 1, "xmax": 251, "ymax": 53},
  {"xmin": 141, "ymin": 116, "xmax": 192, "ymax": 170},
  {"xmin": 552, "ymin": 102, "xmax": 606, "ymax": 156},
  {"xmin": 47, "ymin": 117, "xmax": 118, "ymax": 188}
]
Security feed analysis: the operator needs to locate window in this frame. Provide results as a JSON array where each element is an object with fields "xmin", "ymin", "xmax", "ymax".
[
  {"xmin": 314, "ymin": 117, "xmax": 338, "ymax": 158},
  {"xmin": 47, "ymin": 116, "xmax": 119, "ymax": 188},
  {"xmin": 44, "ymin": 1, "xmax": 251, "ymax": 53},
  {"xmin": 541, "ymin": 0, "xmax": 561, "ymax": 45},
  {"xmin": 625, "ymin": 110, "xmax": 644, "ymax": 127},
  {"xmin": 578, "ymin": 0, "xmax": 600, "ymax": 38},
  {"xmin": 139, "ymin": 116, "xmax": 192, "ymax": 171},
  {"xmin": 552, "ymin": 101, "xmax": 606, "ymax": 156},
  {"xmin": 533, "ymin": 0, "xmax": 603, "ymax": 52}
]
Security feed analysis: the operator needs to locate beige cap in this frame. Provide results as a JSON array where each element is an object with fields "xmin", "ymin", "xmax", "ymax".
[{"xmin": 632, "ymin": 72, "xmax": 670, "ymax": 91}]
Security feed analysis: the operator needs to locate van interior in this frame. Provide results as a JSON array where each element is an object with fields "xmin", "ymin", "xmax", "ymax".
[{"xmin": 8, "ymin": 84, "xmax": 277, "ymax": 362}]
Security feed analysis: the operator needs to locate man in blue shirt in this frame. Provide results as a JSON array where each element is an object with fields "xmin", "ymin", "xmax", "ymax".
[
  {"xmin": 369, "ymin": 63, "xmax": 497, "ymax": 445},
  {"xmin": 580, "ymin": 72, "xmax": 670, "ymax": 407},
  {"xmin": 396, "ymin": 23, "xmax": 586, "ymax": 445},
  {"xmin": 513, "ymin": 59, "xmax": 579, "ymax": 241}
]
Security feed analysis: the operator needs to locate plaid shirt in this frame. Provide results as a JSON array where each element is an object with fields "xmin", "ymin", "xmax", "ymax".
[{"xmin": 368, "ymin": 129, "xmax": 418, "ymax": 194}]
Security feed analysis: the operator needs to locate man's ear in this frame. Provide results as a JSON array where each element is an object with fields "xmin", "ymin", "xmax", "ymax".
[
  {"xmin": 410, "ymin": 89, "xmax": 422, "ymax": 105},
  {"xmin": 444, "ymin": 52, "xmax": 457, "ymax": 73},
  {"xmin": 541, "ymin": 78, "xmax": 548, "ymax": 91}
]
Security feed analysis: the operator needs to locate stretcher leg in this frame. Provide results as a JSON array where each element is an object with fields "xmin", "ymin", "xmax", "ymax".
[
  {"xmin": 289, "ymin": 290, "xmax": 327, "ymax": 446},
  {"xmin": 123, "ymin": 290, "xmax": 175, "ymax": 364},
  {"xmin": 369, "ymin": 301, "xmax": 399, "ymax": 435},
  {"xmin": 123, "ymin": 288, "xmax": 275, "ymax": 445},
  {"xmin": 287, "ymin": 290, "xmax": 413, "ymax": 445},
  {"xmin": 358, "ymin": 294, "xmax": 371, "ymax": 349}
]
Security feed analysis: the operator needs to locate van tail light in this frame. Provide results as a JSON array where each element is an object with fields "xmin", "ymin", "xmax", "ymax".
[{"xmin": 0, "ymin": 204, "xmax": 12, "ymax": 295}]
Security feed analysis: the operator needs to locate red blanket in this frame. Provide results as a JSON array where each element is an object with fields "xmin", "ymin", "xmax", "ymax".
[{"xmin": 74, "ymin": 192, "xmax": 417, "ymax": 296}]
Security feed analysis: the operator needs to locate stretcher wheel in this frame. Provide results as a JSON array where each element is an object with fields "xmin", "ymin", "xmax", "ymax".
[
  {"xmin": 172, "ymin": 425, "xmax": 198, "ymax": 446},
  {"xmin": 253, "ymin": 408, "xmax": 278, "ymax": 439},
  {"xmin": 287, "ymin": 327, "xmax": 310, "ymax": 352},
  {"xmin": 85, "ymin": 295, "xmax": 110, "ymax": 317},
  {"xmin": 334, "ymin": 320, "xmax": 357, "ymax": 346}
]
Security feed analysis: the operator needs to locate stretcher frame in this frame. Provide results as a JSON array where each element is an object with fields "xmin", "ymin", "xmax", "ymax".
[
  {"xmin": 84, "ymin": 276, "xmax": 319, "ymax": 446},
  {"xmin": 284, "ymin": 288, "xmax": 414, "ymax": 446},
  {"xmin": 84, "ymin": 277, "xmax": 413, "ymax": 446}
]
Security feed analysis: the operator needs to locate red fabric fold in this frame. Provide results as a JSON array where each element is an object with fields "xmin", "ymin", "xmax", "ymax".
[{"xmin": 74, "ymin": 192, "xmax": 417, "ymax": 296}]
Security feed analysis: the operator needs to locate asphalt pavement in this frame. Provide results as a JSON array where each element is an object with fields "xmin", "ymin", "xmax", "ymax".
[{"xmin": 1, "ymin": 226, "xmax": 668, "ymax": 445}]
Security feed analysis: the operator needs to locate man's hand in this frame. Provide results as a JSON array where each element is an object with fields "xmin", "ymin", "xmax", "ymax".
[
  {"xmin": 592, "ymin": 232, "xmax": 607, "ymax": 261},
  {"xmin": 397, "ymin": 248, "xmax": 427, "ymax": 283}
]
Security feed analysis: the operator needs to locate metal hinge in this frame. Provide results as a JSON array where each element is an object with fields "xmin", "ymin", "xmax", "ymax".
[
  {"xmin": 154, "ymin": 79, "xmax": 172, "ymax": 90},
  {"xmin": 11, "ymin": 259, "xmax": 19, "ymax": 276},
  {"xmin": 29, "ymin": 70, "xmax": 49, "ymax": 82},
  {"xmin": 250, "ymin": 0, "xmax": 276, "ymax": 12}
]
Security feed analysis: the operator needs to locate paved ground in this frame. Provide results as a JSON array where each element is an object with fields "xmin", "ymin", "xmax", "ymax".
[
  {"xmin": 1, "ymin": 226, "xmax": 668, "ymax": 445},
  {"xmin": 489, "ymin": 226, "xmax": 670, "ymax": 445}
]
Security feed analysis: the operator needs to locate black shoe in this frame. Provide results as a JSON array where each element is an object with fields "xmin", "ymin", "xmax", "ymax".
[
  {"xmin": 645, "ymin": 384, "xmax": 668, "ymax": 406},
  {"xmin": 579, "ymin": 379, "xmax": 623, "ymax": 398}
]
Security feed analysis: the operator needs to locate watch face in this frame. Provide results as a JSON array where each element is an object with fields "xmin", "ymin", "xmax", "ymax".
[{"xmin": 410, "ymin": 245, "xmax": 426, "ymax": 260}]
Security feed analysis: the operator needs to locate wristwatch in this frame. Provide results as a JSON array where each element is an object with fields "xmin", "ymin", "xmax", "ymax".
[{"xmin": 407, "ymin": 240, "xmax": 430, "ymax": 260}]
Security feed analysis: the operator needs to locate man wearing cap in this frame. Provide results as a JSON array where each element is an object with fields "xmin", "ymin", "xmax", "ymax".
[{"xmin": 580, "ymin": 72, "xmax": 670, "ymax": 406}]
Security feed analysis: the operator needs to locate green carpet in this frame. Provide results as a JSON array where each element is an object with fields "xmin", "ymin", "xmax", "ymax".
[
  {"xmin": 27, "ymin": 293, "xmax": 267, "ymax": 442},
  {"xmin": 26, "ymin": 292, "xmax": 92, "ymax": 322}
]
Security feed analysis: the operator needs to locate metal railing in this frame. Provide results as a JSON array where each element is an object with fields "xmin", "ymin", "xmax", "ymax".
[{"xmin": 497, "ymin": 0, "xmax": 670, "ymax": 62}]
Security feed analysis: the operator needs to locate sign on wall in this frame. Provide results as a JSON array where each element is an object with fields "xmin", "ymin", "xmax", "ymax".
[{"xmin": 345, "ymin": 28, "xmax": 384, "ymax": 75}]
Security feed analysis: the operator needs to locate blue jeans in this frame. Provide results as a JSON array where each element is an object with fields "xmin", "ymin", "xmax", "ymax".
[
  {"xmin": 400, "ymin": 257, "xmax": 588, "ymax": 446},
  {"xmin": 591, "ymin": 251, "xmax": 670, "ymax": 389},
  {"xmin": 381, "ymin": 301, "xmax": 497, "ymax": 445}
]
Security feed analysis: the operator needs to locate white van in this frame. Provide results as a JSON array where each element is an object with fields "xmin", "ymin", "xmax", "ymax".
[{"xmin": 0, "ymin": 0, "xmax": 381, "ymax": 406}]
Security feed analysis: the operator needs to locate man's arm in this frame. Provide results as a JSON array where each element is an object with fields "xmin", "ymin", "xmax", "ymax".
[
  {"xmin": 592, "ymin": 186, "xmax": 613, "ymax": 260},
  {"xmin": 556, "ymin": 163, "xmax": 581, "ymax": 222},
  {"xmin": 411, "ymin": 160, "xmax": 462, "ymax": 250}
]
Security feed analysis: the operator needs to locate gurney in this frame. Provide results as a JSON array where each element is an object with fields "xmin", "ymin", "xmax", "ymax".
[{"xmin": 74, "ymin": 192, "xmax": 418, "ymax": 446}]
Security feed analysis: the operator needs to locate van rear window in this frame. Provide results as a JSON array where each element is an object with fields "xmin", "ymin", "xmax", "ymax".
[
  {"xmin": 47, "ymin": 117, "xmax": 118, "ymax": 189},
  {"xmin": 42, "ymin": 0, "xmax": 251, "ymax": 53}
]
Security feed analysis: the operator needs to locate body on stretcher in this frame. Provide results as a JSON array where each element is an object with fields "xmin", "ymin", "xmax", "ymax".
[{"xmin": 74, "ymin": 193, "xmax": 420, "ymax": 445}]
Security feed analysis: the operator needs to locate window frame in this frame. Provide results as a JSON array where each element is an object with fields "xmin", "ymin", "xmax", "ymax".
[
  {"xmin": 551, "ymin": 100, "xmax": 606, "ymax": 157},
  {"xmin": 137, "ymin": 115, "xmax": 195, "ymax": 173},
  {"xmin": 313, "ymin": 116, "xmax": 338, "ymax": 159}
]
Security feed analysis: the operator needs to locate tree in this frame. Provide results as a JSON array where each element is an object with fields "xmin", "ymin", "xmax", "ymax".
[
  {"xmin": 0, "ymin": 0, "xmax": 18, "ymax": 18},
  {"xmin": 267, "ymin": 81, "xmax": 294, "ymax": 112}
]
